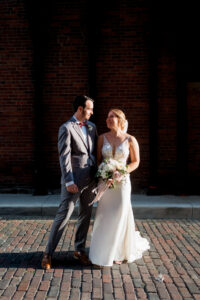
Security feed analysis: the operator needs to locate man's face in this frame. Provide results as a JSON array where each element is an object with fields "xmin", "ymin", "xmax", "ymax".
[{"xmin": 81, "ymin": 100, "xmax": 94, "ymax": 120}]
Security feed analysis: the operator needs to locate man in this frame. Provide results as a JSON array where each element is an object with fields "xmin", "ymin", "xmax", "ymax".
[{"xmin": 41, "ymin": 95, "xmax": 97, "ymax": 269}]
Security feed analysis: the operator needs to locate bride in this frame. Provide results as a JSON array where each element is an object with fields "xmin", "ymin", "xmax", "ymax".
[{"xmin": 89, "ymin": 108, "xmax": 150, "ymax": 267}]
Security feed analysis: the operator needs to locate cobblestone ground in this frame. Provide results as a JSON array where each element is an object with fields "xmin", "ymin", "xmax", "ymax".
[{"xmin": 0, "ymin": 217, "xmax": 200, "ymax": 300}]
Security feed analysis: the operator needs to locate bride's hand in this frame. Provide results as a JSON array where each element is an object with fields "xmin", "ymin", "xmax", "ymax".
[{"xmin": 106, "ymin": 178, "xmax": 114, "ymax": 187}]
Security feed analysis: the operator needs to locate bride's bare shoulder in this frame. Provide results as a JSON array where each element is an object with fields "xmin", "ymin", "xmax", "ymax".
[
  {"xmin": 125, "ymin": 133, "xmax": 132, "ymax": 140},
  {"xmin": 127, "ymin": 134, "xmax": 139, "ymax": 145},
  {"xmin": 98, "ymin": 132, "xmax": 109, "ymax": 139},
  {"xmin": 98, "ymin": 133, "xmax": 107, "ymax": 144}
]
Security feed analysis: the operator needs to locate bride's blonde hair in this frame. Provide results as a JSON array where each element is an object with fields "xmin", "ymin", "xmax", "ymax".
[{"xmin": 109, "ymin": 108, "xmax": 127, "ymax": 131}]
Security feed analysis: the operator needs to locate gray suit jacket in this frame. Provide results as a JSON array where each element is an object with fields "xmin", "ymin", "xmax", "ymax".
[{"xmin": 58, "ymin": 116, "xmax": 97, "ymax": 189}]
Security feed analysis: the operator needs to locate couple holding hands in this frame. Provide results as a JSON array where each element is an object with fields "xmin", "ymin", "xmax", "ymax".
[{"xmin": 42, "ymin": 95, "xmax": 149, "ymax": 269}]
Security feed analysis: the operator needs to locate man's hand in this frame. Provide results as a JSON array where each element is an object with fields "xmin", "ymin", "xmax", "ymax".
[{"xmin": 67, "ymin": 184, "xmax": 79, "ymax": 193}]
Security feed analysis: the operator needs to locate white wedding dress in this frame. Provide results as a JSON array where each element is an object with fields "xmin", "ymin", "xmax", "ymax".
[{"xmin": 89, "ymin": 135, "xmax": 150, "ymax": 266}]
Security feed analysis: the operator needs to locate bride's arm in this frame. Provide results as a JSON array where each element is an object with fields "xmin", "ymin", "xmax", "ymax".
[
  {"xmin": 97, "ymin": 134, "xmax": 104, "ymax": 166},
  {"xmin": 127, "ymin": 136, "xmax": 140, "ymax": 173}
]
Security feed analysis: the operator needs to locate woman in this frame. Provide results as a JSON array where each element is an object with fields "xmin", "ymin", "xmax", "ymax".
[{"xmin": 89, "ymin": 109, "xmax": 150, "ymax": 267}]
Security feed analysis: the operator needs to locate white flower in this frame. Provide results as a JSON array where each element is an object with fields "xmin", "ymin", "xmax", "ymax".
[
  {"xmin": 89, "ymin": 158, "xmax": 128, "ymax": 206},
  {"xmin": 96, "ymin": 158, "xmax": 128, "ymax": 188},
  {"xmin": 98, "ymin": 162, "xmax": 106, "ymax": 170},
  {"xmin": 100, "ymin": 170, "xmax": 107, "ymax": 179},
  {"xmin": 87, "ymin": 124, "xmax": 93, "ymax": 131},
  {"xmin": 104, "ymin": 163, "xmax": 114, "ymax": 172}
]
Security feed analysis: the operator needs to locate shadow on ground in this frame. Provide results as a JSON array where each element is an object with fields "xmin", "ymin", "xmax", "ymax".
[{"xmin": 0, "ymin": 251, "xmax": 92, "ymax": 269}]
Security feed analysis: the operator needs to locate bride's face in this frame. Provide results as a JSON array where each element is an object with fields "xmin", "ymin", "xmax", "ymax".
[{"xmin": 106, "ymin": 111, "xmax": 119, "ymax": 130}]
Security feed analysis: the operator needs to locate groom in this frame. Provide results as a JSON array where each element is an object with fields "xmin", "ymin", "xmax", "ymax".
[{"xmin": 41, "ymin": 95, "xmax": 97, "ymax": 269}]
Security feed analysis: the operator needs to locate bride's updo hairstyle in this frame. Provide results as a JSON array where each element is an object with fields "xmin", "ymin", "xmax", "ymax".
[{"xmin": 109, "ymin": 108, "xmax": 127, "ymax": 131}]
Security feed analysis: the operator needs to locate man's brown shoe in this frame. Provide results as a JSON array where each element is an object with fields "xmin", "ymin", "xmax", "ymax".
[
  {"xmin": 41, "ymin": 253, "xmax": 52, "ymax": 270},
  {"xmin": 92, "ymin": 263, "xmax": 103, "ymax": 269},
  {"xmin": 73, "ymin": 251, "xmax": 91, "ymax": 266}
]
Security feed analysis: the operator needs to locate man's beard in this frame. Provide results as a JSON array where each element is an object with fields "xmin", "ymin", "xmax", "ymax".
[{"xmin": 82, "ymin": 110, "xmax": 88, "ymax": 120}]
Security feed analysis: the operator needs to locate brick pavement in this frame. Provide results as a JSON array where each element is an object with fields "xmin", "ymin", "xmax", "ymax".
[{"xmin": 0, "ymin": 217, "xmax": 199, "ymax": 300}]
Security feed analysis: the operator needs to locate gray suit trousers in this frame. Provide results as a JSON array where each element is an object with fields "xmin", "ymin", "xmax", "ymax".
[{"xmin": 45, "ymin": 180, "xmax": 96, "ymax": 255}]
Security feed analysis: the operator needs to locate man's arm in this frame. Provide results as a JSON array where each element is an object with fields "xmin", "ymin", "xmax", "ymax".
[
  {"xmin": 58, "ymin": 124, "xmax": 73, "ymax": 183},
  {"xmin": 58, "ymin": 124, "xmax": 78, "ymax": 193}
]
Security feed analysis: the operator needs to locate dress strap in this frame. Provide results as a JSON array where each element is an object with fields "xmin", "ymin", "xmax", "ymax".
[{"xmin": 103, "ymin": 135, "xmax": 109, "ymax": 143}]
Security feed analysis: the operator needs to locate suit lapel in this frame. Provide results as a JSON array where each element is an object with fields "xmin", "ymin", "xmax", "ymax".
[
  {"xmin": 70, "ymin": 117, "xmax": 88, "ymax": 150},
  {"xmin": 86, "ymin": 125, "xmax": 96, "ymax": 165},
  {"xmin": 87, "ymin": 126, "xmax": 92, "ymax": 153}
]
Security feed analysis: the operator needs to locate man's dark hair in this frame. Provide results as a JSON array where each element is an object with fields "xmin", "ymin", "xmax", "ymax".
[{"xmin": 73, "ymin": 95, "xmax": 94, "ymax": 112}]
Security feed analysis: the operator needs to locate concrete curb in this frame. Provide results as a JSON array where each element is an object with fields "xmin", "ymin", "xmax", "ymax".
[{"xmin": 0, "ymin": 194, "xmax": 200, "ymax": 219}]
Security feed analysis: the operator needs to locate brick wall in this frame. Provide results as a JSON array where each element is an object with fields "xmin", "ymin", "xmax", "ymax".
[
  {"xmin": 187, "ymin": 82, "xmax": 200, "ymax": 191},
  {"xmin": 94, "ymin": 0, "xmax": 150, "ymax": 191},
  {"xmin": 42, "ymin": 0, "xmax": 90, "ymax": 188},
  {"xmin": 156, "ymin": 32, "xmax": 177, "ymax": 187},
  {"xmin": 0, "ymin": 0, "xmax": 200, "ymax": 194},
  {"xmin": 0, "ymin": 0, "xmax": 34, "ymax": 190}
]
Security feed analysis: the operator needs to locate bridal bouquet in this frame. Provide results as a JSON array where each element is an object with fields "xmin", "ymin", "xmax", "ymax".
[{"xmin": 89, "ymin": 158, "xmax": 128, "ymax": 206}]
